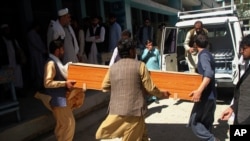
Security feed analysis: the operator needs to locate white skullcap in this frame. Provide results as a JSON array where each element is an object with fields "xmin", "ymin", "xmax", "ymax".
[
  {"xmin": 58, "ymin": 8, "xmax": 69, "ymax": 16},
  {"xmin": 1, "ymin": 24, "xmax": 9, "ymax": 29}
]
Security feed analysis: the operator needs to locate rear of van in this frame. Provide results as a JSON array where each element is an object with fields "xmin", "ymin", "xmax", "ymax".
[{"xmin": 175, "ymin": 14, "xmax": 243, "ymax": 88}]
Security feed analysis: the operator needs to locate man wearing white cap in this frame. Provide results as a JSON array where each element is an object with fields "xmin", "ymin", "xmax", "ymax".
[{"xmin": 47, "ymin": 8, "xmax": 79, "ymax": 64}]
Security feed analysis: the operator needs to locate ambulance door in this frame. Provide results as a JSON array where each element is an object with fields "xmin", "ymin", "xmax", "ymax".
[
  {"xmin": 160, "ymin": 27, "xmax": 178, "ymax": 71},
  {"xmin": 230, "ymin": 21, "xmax": 244, "ymax": 85}
]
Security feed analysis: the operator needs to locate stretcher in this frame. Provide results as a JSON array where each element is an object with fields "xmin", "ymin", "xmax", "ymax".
[{"xmin": 67, "ymin": 63, "xmax": 203, "ymax": 101}]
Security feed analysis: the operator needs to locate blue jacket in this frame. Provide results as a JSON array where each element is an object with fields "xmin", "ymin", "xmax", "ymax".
[{"xmin": 197, "ymin": 49, "xmax": 217, "ymax": 100}]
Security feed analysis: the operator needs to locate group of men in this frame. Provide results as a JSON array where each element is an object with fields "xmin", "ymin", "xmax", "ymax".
[
  {"xmin": 38, "ymin": 6, "xmax": 250, "ymax": 141},
  {"xmin": 47, "ymin": 8, "xmax": 122, "ymax": 65},
  {"xmin": 1, "ymin": 6, "xmax": 249, "ymax": 141},
  {"xmin": 34, "ymin": 6, "xmax": 132, "ymax": 140},
  {"xmin": 96, "ymin": 19, "xmax": 250, "ymax": 141},
  {"xmin": 38, "ymin": 7, "xmax": 166, "ymax": 141}
]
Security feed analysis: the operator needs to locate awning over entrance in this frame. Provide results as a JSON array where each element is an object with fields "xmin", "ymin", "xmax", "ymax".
[
  {"xmin": 182, "ymin": 0, "xmax": 201, "ymax": 7},
  {"xmin": 131, "ymin": 0, "xmax": 179, "ymax": 15}
]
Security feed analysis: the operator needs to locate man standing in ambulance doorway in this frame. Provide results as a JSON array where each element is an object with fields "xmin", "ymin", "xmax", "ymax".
[{"xmin": 184, "ymin": 20, "xmax": 208, "ymax": 73}]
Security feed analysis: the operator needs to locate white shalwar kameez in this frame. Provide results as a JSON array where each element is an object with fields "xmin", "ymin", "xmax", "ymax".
[
  {"xmin": 85, "ymin": 25, "xmax": 105, "ymax": 64},
  {"xmin": 63, "ymin": 27, "xmax": 79, "ymax": 64},
  {"xmin": 47, "ymin": 20, "xmax": 79, "ymax": 65}
]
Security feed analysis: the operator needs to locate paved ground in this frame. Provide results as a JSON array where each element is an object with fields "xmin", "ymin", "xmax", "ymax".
[{"xmin": 39, "ymin": 96, "xmax": 233, "ymax": 141}]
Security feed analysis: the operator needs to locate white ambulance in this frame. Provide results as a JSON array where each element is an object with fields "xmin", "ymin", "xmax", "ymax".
[{"xmin": 161, "ymin": 5, "xmax": 244, "ymax": 88}]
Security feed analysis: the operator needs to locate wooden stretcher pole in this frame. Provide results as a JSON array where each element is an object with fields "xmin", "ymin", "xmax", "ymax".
[{"xmin": 82, "ymin": 83, "xmax": 87, "ymax": 92}]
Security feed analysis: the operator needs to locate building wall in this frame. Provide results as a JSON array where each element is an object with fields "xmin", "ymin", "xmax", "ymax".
[{"xmin": 0, "ymin": 0, "xmax": 202, "ymax": 65}]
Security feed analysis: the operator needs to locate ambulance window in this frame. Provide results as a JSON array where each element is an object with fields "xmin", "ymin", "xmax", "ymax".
[
  {"xmin": 177, "ymin": 29, "xmax": 186, "ymax": 44},
  {"xmin": 206, "ymin": 26, "xmax": 227, "ymax": 37},
  {"xmin": 215, "ymin": 29, "xmax": 227, "ymax": 37},
  {"xmin": 206, "ymin": 25, "xmax": 234, "ymax": 54}
]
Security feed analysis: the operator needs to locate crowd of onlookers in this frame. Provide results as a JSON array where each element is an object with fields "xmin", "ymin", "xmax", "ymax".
[
  {"xmin": 2, "ymin": 7, "xmax": 250, "ymax": 141},
  {"xmin": 0, "ymin": 8, "xmax": 166, "ymax": 97}
]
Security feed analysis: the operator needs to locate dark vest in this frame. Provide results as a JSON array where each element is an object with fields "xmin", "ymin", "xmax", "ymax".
[
  {"xmin": 85, "ymin": 25, "xmax": 104, "ymax": 57},
  {"xmin": 233, "ymin": 66, "xmax": 250, "ymax": 124},
  {"xmin": 45, "ymin": 58, "xmax": 67, "ymax": 107},
  {"xmin": 188, "ymin": 28, "xmax": 208, "ymax": 47},
  {"xmin": 109, "ymin": 59, "xmax": 147, "ymax": 116}
]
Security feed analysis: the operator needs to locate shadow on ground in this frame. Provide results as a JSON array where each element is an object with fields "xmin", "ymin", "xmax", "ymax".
[{"xmin": 146, "ymin": 121, "xmax": 230, "ymax": 141}]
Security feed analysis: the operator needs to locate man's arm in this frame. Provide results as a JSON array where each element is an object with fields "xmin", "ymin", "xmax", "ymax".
[
  {"xmin": 44, "ymin": 61, "xmax": 76, "ymax": 90},
  {"xmin": 184, "ymin": 31, "xmax": 192, "ymax": 51},
  {"xmin": 101, "ymin": 69, "xmax": 111, "ymax": 92},
  {"xmin": 141, "ymin": 48, "xmax": 151, "ymax": 62},
  {"xmin": 189, "ymin": 77, "xmax": 211, "ymax": 102},
  {"xmin": 140, "ymin": 62, "xmax": 169, "ymax": 98},
  {"xmin": 95, "ymin": 26, "xmax": 105, "ymax": 43},
  {"xmin": 221, "ymin": 106, "xmax": 234, "ymax": 121},
  {"xmin": 189, "ymin": 53, "xmax": 213, "ymax": 102},
  {"xmin": 44, "ymin": 61, "xmax": 66, "ymax": 88}
]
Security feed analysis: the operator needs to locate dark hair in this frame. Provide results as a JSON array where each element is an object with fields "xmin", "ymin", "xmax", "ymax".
[
  {"xmin": 194, "ymin": 20, "xmax": 203, "ymax": 28},
  {"xmin": 117, "ymin": 39, "xmax": 136, "ymax": 58},
  {"xmin": 240, "ymin": 34, "xmax": 250, "ymax": 48},
  {"xmin": 194, "ymin": 34, "xmax": 208, "ymax": 48},
  {"xmin": 144, "ymin": 39, "xmax": 152, "ymax": 45},
  {"xmin": 49, "ymin": 38, "xmax": 64, "ymax": 54},
  {"xmin": 121, "ymin": 29, "xmax": 131, "ymax": 38}
]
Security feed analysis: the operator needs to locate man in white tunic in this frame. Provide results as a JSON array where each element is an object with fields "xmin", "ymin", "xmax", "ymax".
[
  {"xmin": 47, "ymin": 8, "xmax": 79, "ymax": 64},
  {"xmin": 85, "ymin": 16, "xmax": 105, "ymax": 64}
]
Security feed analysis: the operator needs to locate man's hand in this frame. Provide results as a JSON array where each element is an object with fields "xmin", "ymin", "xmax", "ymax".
[
  {"xmin": 161, "ymin": 91, "xmax": 170, "ymax": 99},
  {"xmin": 66, "ymin": 80, "xmax": 76, "ymax": 90},
  {"xmin": 220, "ymin": 107, "xmax": 234, "ymax": 121},
  {"xmin": 147, "ymin": 44, "xmax": 152, "ymax": 51},
  {"xmin": 146, "ymin": 41, "xmax": 153, "ymax": 51},
  {"xmin": 189, "ymin": 47, "xmax": 197, "ymax": 53},
  {"xmin": 189, "ymin": 90, "xmax": 201, "ymax": 102}
]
